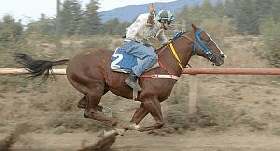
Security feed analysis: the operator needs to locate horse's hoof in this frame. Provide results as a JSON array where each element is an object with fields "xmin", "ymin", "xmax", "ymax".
[
  {"xmin": 114, "ymin": 128, "xmax": 125, "ymax": 136},
  {"xmin": 101, "ymin": 106, "xmax": 113, "ymax": 118},
  {"xmin": 98, "ymin": 129, "xmax": 106, "ymax": 137},
  {"xmin": 98, "ymin": 129, "xmax": 119, "ymax": 138},
  {"xmin": 77, "ymin": 104, "xmax": 86, "ymax": 109},
  {"xmin": 84, "ymin": 113, "xmax": 89, "ymax": 118},
  {"xmin": 77, "ymin": 97, "xmax": 87, "ymax": 109},
  {"xmin": 124, "ymin": 123, "xmax": 140, "ymax": 131}
]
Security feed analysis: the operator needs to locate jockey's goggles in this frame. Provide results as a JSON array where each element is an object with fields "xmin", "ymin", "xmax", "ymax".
[{"xmin": 161, "ymin": 19, "xmax": 171, "ymax": 25}]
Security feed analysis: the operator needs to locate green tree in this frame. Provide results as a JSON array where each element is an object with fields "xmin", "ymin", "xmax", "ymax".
[
  {"xmin": 234, "ymin": 0, "xmax": 259, "ymax": 35},
  {"xmin": 187, "ymin": 5, "xmax": 203, "ymax": 25},
  {"xmin": 176, "ymin": 5, "xmax": 191, "ymax": 31},
  {"xmin": 253, "ymin": 0, "xmax": 273, "ymax": 17},
  {"xmin": 60, "ymin": 0, "xmax": 83, "ymax": 35},
  {"xmin": 101, "ymin": 18, "xmax": 121, "ymax": 35},
  {"xmin": 213, "ymin": 0, "xmax": 225, "ymax": 18},
  {"xmin": 260, "ymin": 21, "xmax": 280, "ymax": 67},
  {"xmin": 80, "ymin": 0, "xmax": 101, "ymax": 35},
  {"xmin": 271, "ymin": 0, "xmax": 280, "ymax": 22},
  {"xmin": 0, "ymin": 15, "xmax": 23, "ymax": 46},
  {"xmin": 40, "ymin": 14, "xmax": 56, "ymax": 35},
  {"xmin": 26, "ymin": 14, "xmax": 56, "ymax": 37},
  {"xmin": 200, "ymin": 0, "xmax": 215, "ymax": 18},
  {"xmin": 116, "ymin": 21, "xmax": 131, "ymax": 35},
  {"xmin": 0, "ymin": 15, "xmax": 24, "ymax": 68},
  {"xmin": 223, "ymin": 0, "xmax": 236, "ymax": 18}
]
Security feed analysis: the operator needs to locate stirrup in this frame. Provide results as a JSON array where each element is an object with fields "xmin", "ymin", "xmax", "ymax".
[{"xmin": 125, "ymin": 78, "xmax": 142, "ymax": 91}]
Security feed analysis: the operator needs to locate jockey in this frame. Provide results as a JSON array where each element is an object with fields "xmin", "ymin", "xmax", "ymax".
[{"xmin": 123, "ymin": 3, "xmax": 174, "ymax": 91}]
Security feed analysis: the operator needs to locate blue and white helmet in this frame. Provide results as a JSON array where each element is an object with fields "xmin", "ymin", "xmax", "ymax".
[{"xmin": 155, "ymin": 10, "xmax": 174, "ymax": 23}]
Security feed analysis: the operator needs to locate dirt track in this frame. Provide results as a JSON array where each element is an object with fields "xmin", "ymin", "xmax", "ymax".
[{"xmin": 3, "ymin": 130, "xmax": 280, "ymax": 151}]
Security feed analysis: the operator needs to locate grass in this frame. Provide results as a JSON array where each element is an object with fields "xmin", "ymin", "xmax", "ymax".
[{"xmin": 196, "ymin": 99, "xmax": 235, "ymax": 131}]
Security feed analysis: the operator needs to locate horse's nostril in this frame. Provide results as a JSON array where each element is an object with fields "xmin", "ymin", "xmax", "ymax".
[{"xmin": 221, "ymin": 54, "xmax": 227, "ymax": 59}]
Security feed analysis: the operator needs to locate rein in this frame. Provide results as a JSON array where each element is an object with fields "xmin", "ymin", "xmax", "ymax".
[
  {"xmin": 157, "ymin": 32, "xmax": 197, "ymax": 71},
  {"xmin": 142, "ymin": 32, "xmax": 193, "ymax": 80}
]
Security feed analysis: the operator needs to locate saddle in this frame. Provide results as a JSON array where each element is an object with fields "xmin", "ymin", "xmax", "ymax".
[
  {"xmin": 110, "ymin": 47, "xmax": 159, "ymax": 73},
  {"xmin": 110, "ymin": 47, "xmax": 160, "ymax": 100}
]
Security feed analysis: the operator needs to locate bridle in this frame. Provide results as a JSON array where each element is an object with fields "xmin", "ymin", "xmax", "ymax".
[
  {"xmin": 156, "ymin": 29, "xmax": 215, "ymax": 69},
  {"xmin": 192, "ymin": 28, "xmax": 215, "ymax": 61},
  {"xmin": 141, "ymin": 29, "xmax": 216, "ymax": 80}
]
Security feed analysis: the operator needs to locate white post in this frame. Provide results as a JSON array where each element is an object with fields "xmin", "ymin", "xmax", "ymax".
[
  {"xmin": 182, "ymin": 19, "xmax": 186, "ymax": 31},
  {"xmin": 188, "ymin": 75, "xmax": 198, "ymax": 115}
]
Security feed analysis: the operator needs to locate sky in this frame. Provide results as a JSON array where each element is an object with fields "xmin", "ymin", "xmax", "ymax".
[{"xmin": 0, "ymin": 0, "xmax": 176, "ymax": 24}]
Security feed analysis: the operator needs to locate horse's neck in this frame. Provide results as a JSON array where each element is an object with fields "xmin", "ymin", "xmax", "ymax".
[
  {"xmin": 157, "ymin": 34, "xmax": 194, "ymax": 76},
  {"xmin": 179, "ymin": 32, "xmax": 195, "ymax": 66}
]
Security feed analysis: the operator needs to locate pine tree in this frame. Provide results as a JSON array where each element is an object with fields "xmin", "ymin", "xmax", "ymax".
[
  {"xmin": 223, "ymin": 0, "xmax": 236, "ymax": 18},
  {"xmin": 101, "ymin": 18, "xmax": 120, "ymax": 35},
  {"xmin": 60, "ymin": 0, "xmax": 83, "ymax": 35},
  {"xmin": 80, "ymin": 0, "xmax": 101, "ymax": 35},
  {"xmin": 271, "ymin": 0, "xmax": 280, "ymax": 22},
  {"xmin": 0, "ymin": 15, "xmax": 22, "ymax": 42},
  {"xmin": 201, "ymin": 0, "xmax": 215, "ymax": 18},
  {"xmin": 234, "ymin": 0, "xmax": 259, "ymax": 35},
  {"xmin": 213, "ymin": 0, "xmax": 225, "ymax": 18},
  {"xmin": 253, "ymin": 0, "xmax": 273, "ymax": 17}
]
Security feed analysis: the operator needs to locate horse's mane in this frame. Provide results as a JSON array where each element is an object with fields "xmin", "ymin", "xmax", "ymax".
[{"xmin": 155, "ymin": 30, "xmax": 187, "ymax": 53}]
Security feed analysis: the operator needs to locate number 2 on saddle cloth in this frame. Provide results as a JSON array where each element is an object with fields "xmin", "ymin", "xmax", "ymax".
[{"xmin": 110, "ymin": 45, "xmax": 156, "ymax": 73}]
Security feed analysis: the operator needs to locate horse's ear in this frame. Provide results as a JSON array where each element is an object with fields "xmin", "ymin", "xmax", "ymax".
[{"xmin": 191, "ymin": 24, "xmax": 198, "ymax": 31}]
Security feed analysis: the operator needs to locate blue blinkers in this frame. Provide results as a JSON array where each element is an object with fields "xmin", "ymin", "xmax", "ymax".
[{"xmin": 193, "ymin": 29, "xmax": 213, "ymax": 60}]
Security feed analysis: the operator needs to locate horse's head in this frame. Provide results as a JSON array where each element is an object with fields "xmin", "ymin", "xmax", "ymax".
[{"xmin": 191, "ymin": 24, "xmax": 226, "ymax": 66}]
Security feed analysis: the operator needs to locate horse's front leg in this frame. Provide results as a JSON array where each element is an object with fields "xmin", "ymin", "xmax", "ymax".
[
  {"xmin": 125, "ymin": 103, "xmax": 149, "ymax": 131},
  {"xmin": 139, "ymin": 98, "xmax": 165, "ymax": 131},
  {"xmin": 126, "ymin": 98, "xmax": 165, "ymax": 132}
]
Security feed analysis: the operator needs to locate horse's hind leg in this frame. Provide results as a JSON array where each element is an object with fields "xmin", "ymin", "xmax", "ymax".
[
  {"xmin": 77, "ymin": 95, "xmax": 103, "ymax": 111},
  {"xmin": 83, "ymin": 83, "xmax": 123, "ymax": 128},
  {"xmin": 77, "ymin": 96, "xmax": 87, "ymax": 109}
]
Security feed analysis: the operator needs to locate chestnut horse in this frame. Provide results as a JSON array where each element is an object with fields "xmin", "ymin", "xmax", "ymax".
[{"xmin": 15, "ymin": 24, "xmax": 226, "ymax": 133}]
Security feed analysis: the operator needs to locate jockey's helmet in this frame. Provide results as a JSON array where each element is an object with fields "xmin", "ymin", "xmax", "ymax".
[{"xmin": 155, "ymin": 10, "xmax": 174, "ymax": 23}]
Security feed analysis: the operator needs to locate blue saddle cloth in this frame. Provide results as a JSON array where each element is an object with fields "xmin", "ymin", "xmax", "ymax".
[{"xmin": 110, "ymin": 47, "xmax": 138, "ymax": 72}]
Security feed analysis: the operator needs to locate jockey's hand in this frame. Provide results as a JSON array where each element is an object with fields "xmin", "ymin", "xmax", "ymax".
[
  {"xmin": 149, "ymin": 3, "xmax": 155, "ymax": 15},
  {"xmin": 163, "ymin": 40, "xmax": 172, "ymax": 45},
  {"xmin": 147, "ymin": 3, "xmax": 155, "ymax": 25}
]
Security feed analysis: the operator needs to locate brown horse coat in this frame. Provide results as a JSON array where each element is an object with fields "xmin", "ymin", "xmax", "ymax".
[{"xmin": 15, "ymin": 24, "xmax": 226, "ymax": 132}]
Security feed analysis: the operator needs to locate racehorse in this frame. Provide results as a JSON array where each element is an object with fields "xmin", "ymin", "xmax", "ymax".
[{"xmin": 15, "ymin": 24, "xmax": 226, "ymax": 133}]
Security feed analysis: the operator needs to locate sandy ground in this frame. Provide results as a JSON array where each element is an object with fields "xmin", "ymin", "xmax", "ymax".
[{"xmin": 3, "ymin": 129, "xmax": 280, "ymax": 150}]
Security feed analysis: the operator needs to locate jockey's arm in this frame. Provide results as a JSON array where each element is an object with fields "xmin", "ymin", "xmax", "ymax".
[
  {"xmin": 125, "ymin": 15, "xmax": 145, "ymax": 40},
  {"xmin": 156, "ymin": 29, "xmax": 168, "ymax": 45}
]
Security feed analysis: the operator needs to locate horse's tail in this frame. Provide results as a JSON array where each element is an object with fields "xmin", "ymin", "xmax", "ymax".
[{"xmin": 14, "ymin": 53, "xmax": 70, "ymax": 80}]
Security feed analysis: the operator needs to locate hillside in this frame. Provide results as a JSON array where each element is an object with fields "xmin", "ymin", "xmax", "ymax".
[{"xmin": 99, "ymin": 0, "xmax": 218, "ymax": 22}]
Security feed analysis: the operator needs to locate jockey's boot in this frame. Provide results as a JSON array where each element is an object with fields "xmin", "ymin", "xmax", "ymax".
[{"xmin": 125, "ymin": 71, "xmax": 142, "ymax": 91}]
